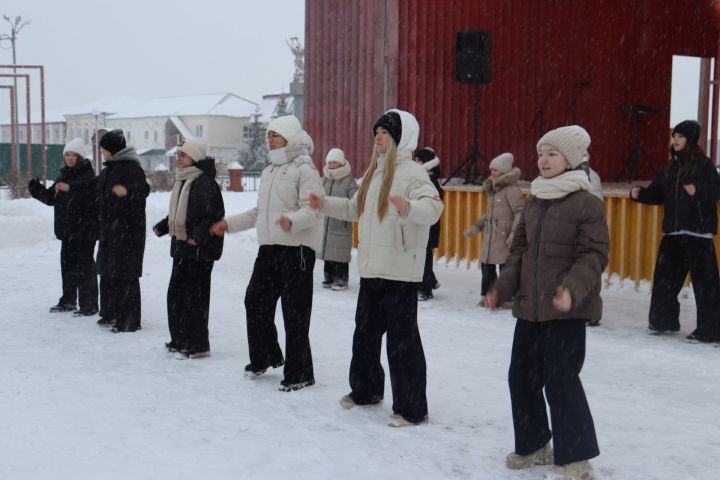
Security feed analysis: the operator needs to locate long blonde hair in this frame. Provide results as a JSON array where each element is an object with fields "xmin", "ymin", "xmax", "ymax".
[{"xmin": 357, "ymin": 139, "xmax": 398, "ymax": 221}]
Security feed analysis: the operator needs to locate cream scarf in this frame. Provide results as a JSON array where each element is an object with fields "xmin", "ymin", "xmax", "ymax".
[
  {"xmin": 323, "ymin": 162, "xmax": 352, "ymax": 180},
  {"xmin": 530, "ymin": 170, "xmax": 591, "ymax": 199},
  {"xmin": 168, "ymin": 166, "xmax": 204, "ymax": 240},
  {"xmin": 268, "ymin": 144, "xmax": 310, "ymax": 166}
]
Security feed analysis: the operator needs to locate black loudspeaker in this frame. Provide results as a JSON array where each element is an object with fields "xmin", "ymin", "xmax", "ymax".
[{"xmin": 455, "ymin": 30, "xmax": 492, "ymax": 84}]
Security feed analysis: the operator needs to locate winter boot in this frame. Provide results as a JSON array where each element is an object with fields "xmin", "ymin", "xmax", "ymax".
[
  {"xmin": 477, "ymin": 297, "xmax": 486, "ymax": 307},
  {"xmin": 433, "ymin": 280, "xmax": 441, "ymax": 290},
  {"xmin": 339, "ymin": 394, "xmax": 382, "ymax": 409},
  {"xmin": 332, "ymin": 281, "xmax": 348, "ymax": 291},
  {"xmin": 387, "ymin": 413, "xmax": 428, "ymax": 427},
  {"xmin": 278, "ymin": 379, "xmax": 315, "ymax": 392},
  {"xmin": 321, "ymin": 279, "xmax": 333, "ymax": 288},
  {"xmin": 543, "ymin": 460, "xmax": 593, "ymax": 480},
  {"xmin": 506, "ymin": 442, "xmax": 554, "ymax": 469},
  {"xmin": 418, "ymin": 291, "xmax": 434, "ymax": 301},
  {"xmin": 97, "ymin": 317, "xmax": 114, "ymax": 327},
  {"xmin": 188, "ymin": 350, "xmax": 211, "ymax": 359},
  {"xmin": 73, "ymin": 308, "xmax": 98, "ymax": 317},
  {"xmin": 50, "ymin": 302, "xmax": 76, "ymax": 313},
  {"xmin": 244, "ymin": 359, "xmax": 284, "ymax": 377}
]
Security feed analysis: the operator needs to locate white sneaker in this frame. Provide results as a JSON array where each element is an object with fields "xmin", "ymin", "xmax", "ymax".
[
  {"xmin": 506, "ymin": 442, "xmax": 554, "ymax": 469},
  {"xmin": 387, "ymin": 413, "xmax": 428, "ymax": 427},
  {"xmin": 331, "ymin": 282, "xmax": 348, "ymax": 291},
  {"xmin": 543, "ymin": 460, "xmax": 593, "ymax": 480},
  {"xmin": 339, "ymin": 394, "xmax": 357, "ymax": 409}
]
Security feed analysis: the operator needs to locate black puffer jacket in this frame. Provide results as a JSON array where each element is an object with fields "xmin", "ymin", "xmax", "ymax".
[
  {"xmin": 154, "ymin": 158, "xmax": 225, "ymax": 261},
  {"xmin": 28, "ymin": 159, "xmax": 98, "ymax": 242},
  {"xmin": 95, "ymin": 147, "xmax": 150, "ymax": 278},
  {"xmin": 633, "ymin": 150, "xmax": 720, "ymax": 235}
]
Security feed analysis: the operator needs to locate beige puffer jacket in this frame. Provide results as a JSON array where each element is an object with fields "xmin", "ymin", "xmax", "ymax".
[
  {"xmin": 225, "ymin": 137, "xmax": 324, "ymax": 252},
  {"xmin": 466, "ymin": 168, "xmax": 525, "ymax": 264}
]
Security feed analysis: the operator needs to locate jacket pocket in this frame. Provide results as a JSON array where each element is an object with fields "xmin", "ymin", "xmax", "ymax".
[{"xmin": 394, "ymin": 225, "xmax": 406, "ymax": 252}]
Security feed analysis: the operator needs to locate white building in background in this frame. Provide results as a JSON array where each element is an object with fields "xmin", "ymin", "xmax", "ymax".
[
  {"xmin": 63, "ymin": 93, "xmax": 258, "ymax": 170},
  {"xmin": 1, "ymin": 93, "xmax": 259, "ymax": 171}
]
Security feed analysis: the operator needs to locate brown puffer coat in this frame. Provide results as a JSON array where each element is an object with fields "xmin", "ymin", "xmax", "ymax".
[
  {"xmin": 467, "ymin": 168, "xmax": 524, "ymax": 264},
  {"xmin": 492, "ymin": 190, "xmax": 609, "ymax": 323}
]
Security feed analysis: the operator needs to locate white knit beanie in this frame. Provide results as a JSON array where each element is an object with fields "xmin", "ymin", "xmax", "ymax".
[
  {"xmin": 267, "ymin": 115, "xmax": 302, "ymax": 142},
  {"xmin": 63, "ymin": 137, "xmax": 86, "ymax": 158},
  {"xmin": 177, "ymin": 138, "xmax": 207, "ymax": 161},
  {"xmin": 489, "ymin": 152, "xmax": 514, "ymax": 173},
  {"xmin": 536, "ymin": 125, "xmax": 591, "ymax": 169},
  {"xmin": 325, "ymin": 148, "xmax": 347, "ymax": 165}
]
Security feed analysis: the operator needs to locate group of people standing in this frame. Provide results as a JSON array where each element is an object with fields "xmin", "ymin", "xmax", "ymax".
[{"xmin": 29, "ymin": 108, "xmax": 720, "ymax": 480}]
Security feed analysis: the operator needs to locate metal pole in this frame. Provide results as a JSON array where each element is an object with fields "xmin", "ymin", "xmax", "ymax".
[
  {"xmin": 24, "ymin": 73, "xmax": 31, "ymax": 174},
  {"xmin": 0, "ymin": 73, "xmax": 29, "ymax": 174},
  {"xmin": 0, "ymin": 85, "xmax": 16, "ymax": 176}
]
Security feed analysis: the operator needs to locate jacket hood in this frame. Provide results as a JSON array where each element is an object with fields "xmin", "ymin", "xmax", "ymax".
[
  {"xmin": 194, "ymin": 157, "xmax": 217, "ymax": 178},
  {"xmin": 107, "ymin": 146, "xmax": 140, "ymax": 164},
  {"xmin": 387, "ymin": 108, "xmax": 419, "ymax": 152}
]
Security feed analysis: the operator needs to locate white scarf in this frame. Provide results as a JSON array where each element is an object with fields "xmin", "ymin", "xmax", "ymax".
[
  {"xmin": 267, "ymin": 144, "xmax": 310, "ymax": 166},
  {"xmin": 168, "ymin": 166, "xmax": 204, "ymax": 241},
  {"xmin": 323, "ymin": 162, "xmax": 351, "ymax": 180},
  {"xmin": 530, "ymin": 169, "xmax": 591, "ymax": 199},
  {"xmin": 422, "ymin": 157, "xmax": 440, "ymax": 171}
]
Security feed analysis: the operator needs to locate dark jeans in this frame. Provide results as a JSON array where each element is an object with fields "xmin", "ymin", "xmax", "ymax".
[
  {"xmin": 245, "ymin": 245, "xmax": 315, "ymax": 384},
  {"xmin": 167, "ymin": 257, "xmax": 214, "ymax": 353},
  {"xmin": 100, "ymin": 276, "xmax": 141, "ymax": 331},
  {"xmin": 323, "ymin": 260, "xmax": 349, "ymax": 284},
  {"xmin": 349, "ymin": 278, "xmax": 428, "ymax": 423},
  {"xmin": 509, "ymin": 318, "xmax": 599, "ymax": 466},
  {"xmin": 649, "ymin": 235, "xmax": 720, "ymax": 341},
  {"xmin": 419, "ymin": 246, "xmax": 438, "ymax": 295},
  {"xmin": 59, "ymin": 240, "xmax": 98, "ymax": 312},
  {"xmin": 481, "ymin": 263, "xmax": 505, "ymax": 296}
]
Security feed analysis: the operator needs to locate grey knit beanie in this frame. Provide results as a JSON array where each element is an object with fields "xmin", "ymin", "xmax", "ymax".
[
  {"xmin": 536, "ymin": 125, "xmax": 591, "ymax": 169},
  {"xmin": 489, "ymin": 152, "xmax": 514, "ymax": 173}
]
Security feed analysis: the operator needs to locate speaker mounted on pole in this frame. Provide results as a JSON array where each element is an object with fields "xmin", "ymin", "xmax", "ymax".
[{"xmin": 455, "ymin": 30, "xmax": 492, "ymax": 84}]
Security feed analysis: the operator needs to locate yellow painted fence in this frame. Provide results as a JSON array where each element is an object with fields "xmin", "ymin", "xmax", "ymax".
[{"xmin": 435, "ymin": 186, "xmax": 720, "ymax": 287}]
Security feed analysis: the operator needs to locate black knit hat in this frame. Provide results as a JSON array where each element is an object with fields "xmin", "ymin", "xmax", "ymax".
[
  {"xmin": 372, "ymin": 111, "xmax": 402, "ymax": 146},
  {"xmin": 415, "ymin": 147, "xmax": 436, "ymax": 163},
  {"xmin": 99, "ymin": 129, "xmax": 127, "ymax": 155},
  {"xmin": 672, "ymin": 120, "xmax": 701, "ymax": 146}
]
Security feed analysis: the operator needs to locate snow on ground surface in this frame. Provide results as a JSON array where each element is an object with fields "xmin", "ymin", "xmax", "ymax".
[{"xmin": 0, "ymin": 191, "xmax": 718, "ymax": 480}]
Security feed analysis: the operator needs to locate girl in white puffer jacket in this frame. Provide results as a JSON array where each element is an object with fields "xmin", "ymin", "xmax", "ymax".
[{"xmin": 310, "ymin": 109, "xmax": 443, "ymax": 427}]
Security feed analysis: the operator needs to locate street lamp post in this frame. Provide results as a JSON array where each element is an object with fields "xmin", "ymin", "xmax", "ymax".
[{"xmin": 0, "ymin": 15, "xmax": 31, "ymax": 170}]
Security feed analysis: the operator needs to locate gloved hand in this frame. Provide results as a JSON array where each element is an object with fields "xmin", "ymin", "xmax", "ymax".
[
  {"xmin": 27, "ymin": 177, "xmax": 43, "ymax": 196},
  {"xmin": 464, "ymin": 225, "xmax": 481, "ymax": 237}
]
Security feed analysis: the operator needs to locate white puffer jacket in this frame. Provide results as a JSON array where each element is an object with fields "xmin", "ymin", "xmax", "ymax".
[
  {"xmin": 321, "ymin": 110, "xmax": 443, "ymax": 281},
  {"xmin": 225, "ymin": 133, "xmax": 324, "ymax": 252}
]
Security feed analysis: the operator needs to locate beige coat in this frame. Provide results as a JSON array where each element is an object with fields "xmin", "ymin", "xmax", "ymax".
[
  {"xmin": 467, "ymin": 168, "xmax": 524, "ymax": 264},
  {"xmin": 321, "ymin": 151, "xmax": 443, "ymax": 282},
  {"xmin": 493, "ymin": 190, "xmax": 609, "ymax": 323},
  {"xmin": 320, "ymin": 174, "xmax": 358, "ymax": 262}
]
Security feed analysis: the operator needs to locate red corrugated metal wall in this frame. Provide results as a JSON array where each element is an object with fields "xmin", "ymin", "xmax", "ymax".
[{"xmin": 306, "ymin": 0, "xmax": 719, "ymax": 181}]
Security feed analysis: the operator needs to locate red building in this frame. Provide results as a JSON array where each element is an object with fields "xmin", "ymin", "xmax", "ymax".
[{"xmin": 305, "ymin": 0, "xmax": 720, "ymax": 181}]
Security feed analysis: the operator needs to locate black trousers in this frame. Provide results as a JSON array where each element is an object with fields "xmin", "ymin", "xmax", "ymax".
[
  {"xmin": 649, "ymin": 234, "xmax": 720, "ymax": 341},
  {"xmin": 509, "ymin": 318, "xmax": 599, "ymax": 466},
  {"xmin": 349, "ymin": 278, "xmax": 428, "ymax": 423},
  {"xmin": 323, "ymin": 260, "xmax": 349, "ymax": 284},
  {"xmin": 167, "ymin": 257, "xmax": 214, "ymax": 353},
  {"xmin": 481, "ymin": 263, "xmax": 505, "ymax": 296},
  {"xmin": 419, "ymin": 246, "xmax": 438, "ymax": 295},
  {"xmin": 59, "ymin": 239, "xmax": 98, "ymax": 312},
  {"xmin": 244, "ymin": 245, "xmax": 315, "ymax": 384},
  {"xmin": 100, "ymin": 276, "xmax": 141, "ymax": 331}
]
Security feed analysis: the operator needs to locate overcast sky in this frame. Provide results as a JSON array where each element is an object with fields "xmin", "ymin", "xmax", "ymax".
[
  {"xmin": 0, "ymin": 0, "xmax": 305, "ymax": 110},
  {"xmin": 0, "ymin": 1, "xmax": 707, "ymax": 131}
]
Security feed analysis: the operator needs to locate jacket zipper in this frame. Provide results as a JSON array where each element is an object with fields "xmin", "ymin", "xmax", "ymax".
[{"xmin": 533, "ymin": 201, "xmax": 549, "ymax": 322}]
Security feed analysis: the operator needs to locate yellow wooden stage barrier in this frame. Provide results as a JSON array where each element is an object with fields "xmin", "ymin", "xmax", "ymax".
[
  {"xmin": 435, "ymin": 186, "xmax": 720, "ymax": 287},
  {"xmin": 351, "ymin": 185, "xmax": 720, "ymax": 287}
]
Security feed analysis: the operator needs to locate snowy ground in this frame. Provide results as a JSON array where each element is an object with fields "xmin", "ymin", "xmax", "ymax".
[{"xmin": 1, "ymin": 191, "xmax": 718, "ymax": 480}]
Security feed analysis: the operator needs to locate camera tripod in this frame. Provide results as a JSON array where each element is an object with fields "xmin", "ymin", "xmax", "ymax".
[
  {"xmin": 615, "ymin": 103, "xmax": 659, "ymax": 182},
  {"xmin": 443, "ymin": 87, "xmax": 488, "ymax": 185}
]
